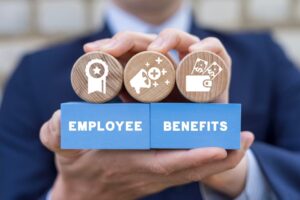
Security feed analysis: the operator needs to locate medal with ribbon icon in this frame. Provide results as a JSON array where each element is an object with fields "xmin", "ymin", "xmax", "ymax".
[
  {"xmin": 85, "ymin": 59, "xmax": 109, "ymax": 94},
  {"xmin": 71, "ymin": 52, "xmax": 123, "ymax": 103}
]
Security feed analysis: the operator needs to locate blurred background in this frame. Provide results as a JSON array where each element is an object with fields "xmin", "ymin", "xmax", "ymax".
[{"xmin": 0, "ymin": 0, "xmax": 299, "ymax": 99}]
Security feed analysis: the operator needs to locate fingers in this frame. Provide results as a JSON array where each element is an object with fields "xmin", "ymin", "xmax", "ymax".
[
  {"xmin": 40, "ymin": 110, "xmax": 82, "ymax": 158},
  {"xmin": 240, "ymin": 131, "xmax": 255, "ymax": 151},
  {"xmin": 83, "ymin": 38, "xmax": 111, "ymax": 52},
  {"xmin": 215, "ymin": 131, "xmax": 254, "ymax": 170},
  {"xmin": 201, "ymin": 131, "xmax": 254, "ymax": 177},
  {"xmin": 189, "ymin": 37, "xmax": 232, "ymax": 103},
  {"xmin": 148, "ymin": 31, "xmax": 231, "ymax": 104},
  {"xmin": 83, "ymin": 31, "xmax": 231, "ymax": 74},
  {"xmin": 208, "ymin": 131, "xmax": 254, "ymax": 172},
  {"xmin": 84, "ymin": 32, "xmax": 157, "ymax": 57},
  {"xmin": 148, "ymin": 28, "xmax": 200, "ymax": 54},
  {"xmin": 171, "ymin": 131, "xmax": 254, "ymax": 184},
  {"xmin": 40, "ymin": 110, "xmax": 61, "ymax": 153},
  {"xmin": 144, "ymin": 147, "xmax": 227, "ymax": 175},
  {"xmin": 84, "ymin": 30, "xmax": 230, "ymax": 68},
  {"xmin": 189, "ymin": 37, "xmax": 231, "ymax": 68}
]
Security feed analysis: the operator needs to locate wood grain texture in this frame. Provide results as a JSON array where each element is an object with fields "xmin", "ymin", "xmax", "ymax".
[
  {"xmin": 176, "ymin": 51, "xmax": 229, "ymax": 102},
  {"xmin": 124, "ymin": 51, "xmax": 176, "ymax": 102},
  {"xmin": 71, "ymin": 51, "xmax": 123, "ymax": 103}
]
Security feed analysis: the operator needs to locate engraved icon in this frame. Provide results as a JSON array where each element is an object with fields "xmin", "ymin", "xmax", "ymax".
[
  {"xmin": 176, "ymin": 51, "xmax": 228, "ymax": 102},
  {"xmin": 85, "ymin": 59, "xmax": 109, "ymax": 94},
  {"xmin": 71, "ymin": 51, "xmax": 123, "ymax": 103},
  {"xmin": 129, "ymin": 57, "xmax": 169, "ymax": 95},
  {"xmin": 130, "ymin": 69, "xmax": 152, "ymax": 94},
  {"xmin": 186, "ymin": 59, "xmax": 222, "ymax": 92},
  {"xmin": 124, "ymin": 51, "xmax": 175, "ymax": 102}
]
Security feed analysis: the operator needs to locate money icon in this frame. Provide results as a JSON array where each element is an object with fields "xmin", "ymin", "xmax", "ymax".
[
  {"xmin": 203, "ymin": 62, "xmax": 223, "ymax": 80},
  {"xmin": 191, "ymin": 58, "xmax": 209, "ymax": 75}
]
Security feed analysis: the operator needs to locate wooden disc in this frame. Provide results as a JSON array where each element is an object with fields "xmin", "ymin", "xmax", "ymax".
[
  {"xmin": 124, "ymin": 51, "xmax": 176, "ymax": 102},
  {"xmin": 71, "ymin": 51, "xmax": 123, "ymax": 103},
  {"xmin": 176, "ymin": 51, "xmax": 229, "ymax": 102}
]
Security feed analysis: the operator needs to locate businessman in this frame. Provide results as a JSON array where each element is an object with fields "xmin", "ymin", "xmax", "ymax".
[{"xmin": 1, "ymin": 0, "xmax": 300, "ymax": 199}]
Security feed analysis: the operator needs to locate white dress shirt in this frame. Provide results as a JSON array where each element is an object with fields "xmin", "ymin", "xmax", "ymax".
[
  {"xmin": 106, "ymin": 0, "xmax": 192, "ymax": 35},
  {"xmin": 48, "ymin": 1, "xmax": 275, "ymax": 199}
]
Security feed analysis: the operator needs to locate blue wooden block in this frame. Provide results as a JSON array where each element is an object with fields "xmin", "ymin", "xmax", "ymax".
[
  {"xmin": 150, "ymin": 103, "xmax": 241, "ymax": 149},
  {"xmin": 61, "ymin": 103, "xmax": 241, "ymax": 150},
  {"xmin": 61, "ymin": 102, "xmax": 150, "ymax": 149}
]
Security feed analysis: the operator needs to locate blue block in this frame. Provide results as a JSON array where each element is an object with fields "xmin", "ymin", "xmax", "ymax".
[
  {"xmin": 150, "ymin": 103, "xmax": 241, "ymax": 149},
  {"xmin": 61, "ymin": 102, "xmax": 150, "ymax": 149},
  {"xmin": 61, "ymin": 103, "xmax": 241, "ymax": 150}
]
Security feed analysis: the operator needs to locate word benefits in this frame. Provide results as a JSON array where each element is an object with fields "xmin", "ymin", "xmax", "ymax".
[
  {"xmin": 163, "ymin": 121, "xmax": 228, "ymax": 132},
  {"xmin": 69, "ymin": 121, "xmax": 143, "ymax": 132}
]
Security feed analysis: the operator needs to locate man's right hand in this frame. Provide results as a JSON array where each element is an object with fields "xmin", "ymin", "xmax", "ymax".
[{"xmin": 40, "ymin": 110, "xmax": 229, "ymax": 200}]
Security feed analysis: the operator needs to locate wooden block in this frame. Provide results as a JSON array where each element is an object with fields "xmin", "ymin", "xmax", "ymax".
[
  {"xmin": 176, "ymin": 51, "xmax": 229, "ymax": 102},
  {"xmin": 124, "ymin": 51, "xmax": 176, "ymax": 102},
  {"xmin": 71, "ymin": 51, "xmax": 123, "ymax": 103}
]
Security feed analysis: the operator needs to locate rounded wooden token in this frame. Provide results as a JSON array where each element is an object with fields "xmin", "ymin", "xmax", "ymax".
[
  {"xmin": 176, "ymin": 51, "xmax": 229, "ymax": 102},
  {"xmin": 71, "ymin": 51, "xmax": 123, "ymax": 103},
  {"xmin": 124, "ymin": 51, "xmax": 176, "ymax": 102}
]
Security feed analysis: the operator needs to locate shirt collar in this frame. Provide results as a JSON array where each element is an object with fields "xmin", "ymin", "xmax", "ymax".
[{"xmin": 105, "ymin": 1, "xmax": 193, "ymax": 35}]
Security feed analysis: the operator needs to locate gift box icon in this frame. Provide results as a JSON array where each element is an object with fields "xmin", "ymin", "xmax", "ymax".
[{"xmin": 186, "ymin": 75, "xmax": 212, "ymax": 92}]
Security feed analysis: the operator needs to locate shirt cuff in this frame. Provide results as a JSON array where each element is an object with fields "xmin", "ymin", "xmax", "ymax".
[
  {"xmin": 46, "ymin": 189, "xmax": 52, "ymax": 200},
  {"xmin": 200, "ymin": 149, "xmax": 276, "ymax": 200}
]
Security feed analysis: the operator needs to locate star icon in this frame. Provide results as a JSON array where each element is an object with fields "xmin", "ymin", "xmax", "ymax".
[
  {"xmin": 155, "ymin": 57, "xmax": 163, "ymax": 65},
  {"xmin": 161, "ymin": 68, "xmax": 167, "ymax": 75},
  {"xmin": 165, "ymin": 80, "xmax": 170, "ymax": 85},
  {"xmin": 145, "ymin": 62, "xmax": 150, "ymax": 67},
  {"xmin": 153, "ymin": 81, "xmax": 159, "ymax": 87},
  {"xmin": 93, "ymin": 66, "xmax": 101, "ymax": 75}
]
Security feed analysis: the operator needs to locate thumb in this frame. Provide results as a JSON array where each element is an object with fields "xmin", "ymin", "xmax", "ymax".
[{"xmin": 39, "ymin": 110, "xmax": 83, "ymax": 159}]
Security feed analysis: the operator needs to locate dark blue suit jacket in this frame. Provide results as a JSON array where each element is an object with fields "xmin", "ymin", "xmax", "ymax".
[{"xmin": 1, "ymin": 19, "xmax": 300, "ymax": 200}]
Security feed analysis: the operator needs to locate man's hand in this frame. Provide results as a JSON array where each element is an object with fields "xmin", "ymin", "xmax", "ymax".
[
  {"xmin": 147, "ymin": 29, "xmax": 231, "ymax": 104},
  {"xmin": 40, "ymin": 111, "xmax": 253, "ymax": 200},
  {"xmin": 147, "ymin": 29, "xmax": 249, "ymax": 197},
  {"xmin": 42, "ymin": 31, "xmax": 254, "ymax": 199},
  {"xmin": 84, "ymin": 32, "xmax": 157, "ymax": 102},
  {"xmin": 85, "ymin": 30, "xmax": 231, "ymax": 103}
]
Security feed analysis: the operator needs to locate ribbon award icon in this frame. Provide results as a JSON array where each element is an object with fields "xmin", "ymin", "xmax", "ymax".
[{"xmin": 85, "ymin": 59, "xmax": 109, "ymax": 94}]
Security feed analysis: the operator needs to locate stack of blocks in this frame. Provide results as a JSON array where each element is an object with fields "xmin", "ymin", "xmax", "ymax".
[{"xmin": 61, "ymin": 51, "xmax": 241, "ymax": 150}]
